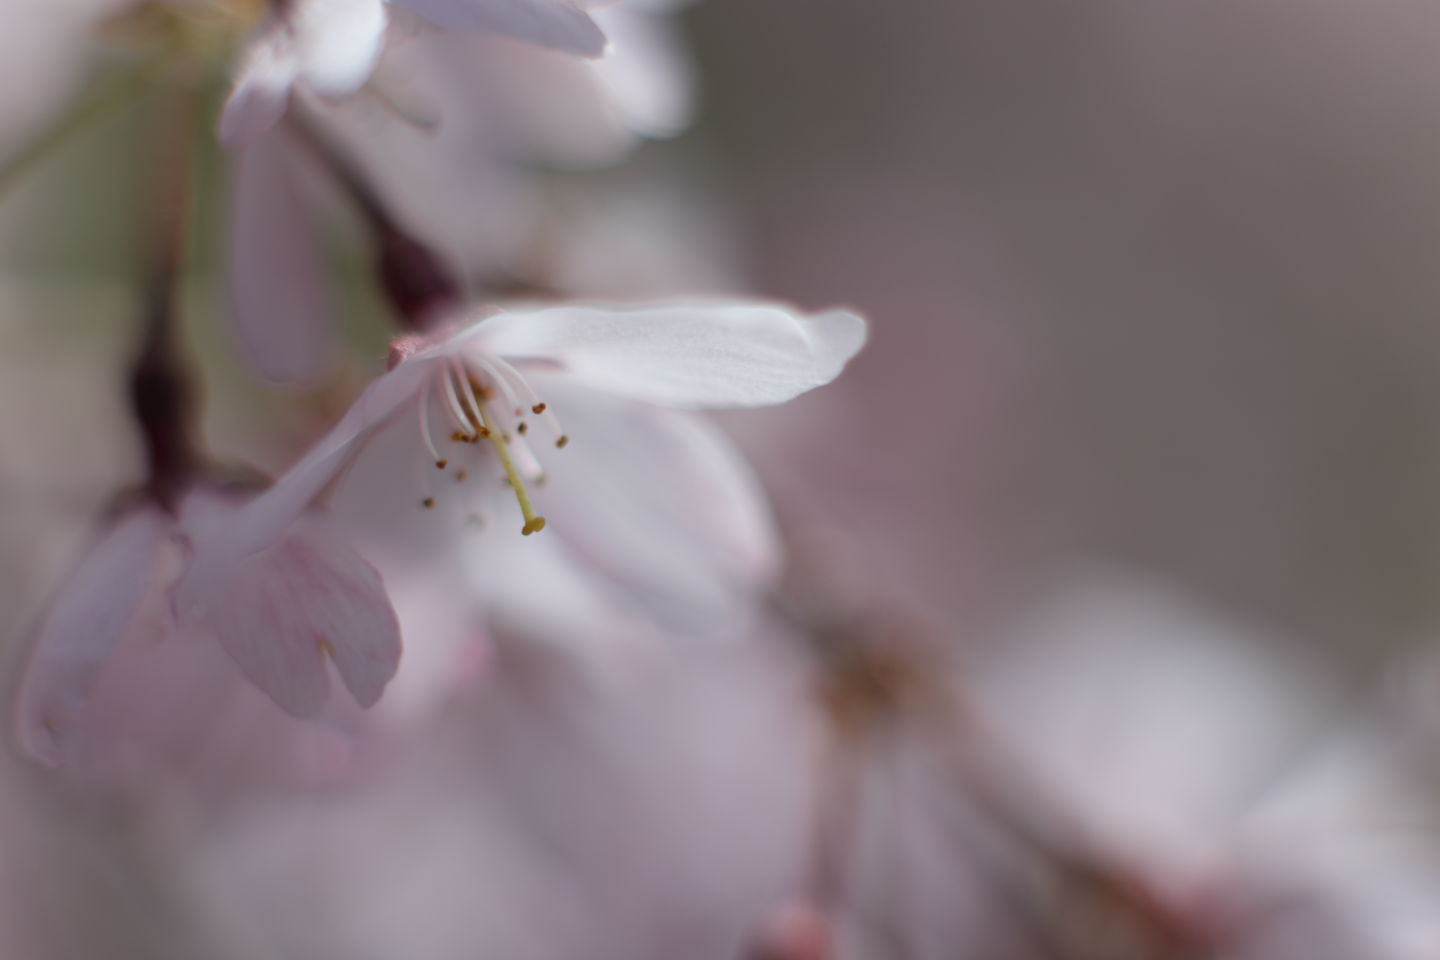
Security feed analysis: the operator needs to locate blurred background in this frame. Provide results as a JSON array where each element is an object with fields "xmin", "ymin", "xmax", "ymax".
[{"xmin": 6, "ymin": 1, "xmax": 1440, "ymax": 957}]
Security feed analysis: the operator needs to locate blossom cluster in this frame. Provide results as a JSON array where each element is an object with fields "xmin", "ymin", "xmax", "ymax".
[
  {"xmin": 7, "ymin": 0, "xmax": 865, "ymax": 760},
  {"xmin": 1, "ymin": 3, "xmax": 1437, "ymax": 960}
]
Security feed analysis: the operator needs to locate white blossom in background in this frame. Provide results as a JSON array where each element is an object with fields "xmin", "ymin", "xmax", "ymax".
[
  {"xmin": 219, "ymin": 0, "xmax": 614, "ymax": 143},
  {"xmin": 227, "ymin": 0, "xmax": 706, "ymax": 385},
  {"xmin": 968, "ymin": 574, "xmax": 1440, "ymax": 959}
]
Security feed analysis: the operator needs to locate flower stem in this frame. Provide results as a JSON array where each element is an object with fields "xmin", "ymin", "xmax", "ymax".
[
  {"xmin": 131, "ymin": 79, "xmax": 203, "ymax": 511},
  {"xmin": 284, "ymin": 113, "xmax": 461, "ymax": 331}
]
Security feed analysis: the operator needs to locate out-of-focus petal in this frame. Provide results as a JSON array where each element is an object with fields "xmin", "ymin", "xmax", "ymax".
[
  {"xmin": 227, "ymin": 131, "xmax": 336, "ymax": 384},
  {"xmin": 471, "ymin": 302, "xmax": 868, "ymax": 409},
  {"xmin": 293, "ymin": 0, "xmax": 388, "ymax": 98},
  {"xmin": 176, "ymin": 355, "xmax": 439, "ymax": 607},
  {"xmin": 14, "ymin": 507, "xmax": 170, "ymax": 766},
  {"xmin": 286, "ymin": 518, "xmax": 403, "ymax": 708},
  {"xmin": 520, "ymin": 373, "xmax": 780, "ymax": 631},
  {"xmin": 391, "ymin": 0, "xmax": 607, "ymax": 55},
  {"xmin": 588, "ymin": 7, "xmax": 694, "ymax": 139},
  {"xmin": 219, "ymin": 33, "xmax": 300, "ymax": 144},
  {"xmin": 193, "ymin": 505, "xmax": 402, "ymax": 717}
]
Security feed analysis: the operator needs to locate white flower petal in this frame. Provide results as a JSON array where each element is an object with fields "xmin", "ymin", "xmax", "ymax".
[
  {"xmin": 227, "ymin": 131, "xmax": 336, "ymax": 384},
  {"xmin": 293, "ymin": 0, "xmax": 389, "ymax": 98},
  {"xmin": 15, "ymin": 507, "xmax": 170, "ymax": 766},
  {"xmin": 473, "ymin": 302, "xmax": 868, "ymax": 409},
  {"xmin": 391, "ymin": 0, "xmax": 607, "ymax": 56},
  {"xmin": 588, "ymin": 7, "xmax": 694, "ymax": 139},
  {"xmin": 523, "ymin": 373, "xmax": 780, "ymax": 632}
]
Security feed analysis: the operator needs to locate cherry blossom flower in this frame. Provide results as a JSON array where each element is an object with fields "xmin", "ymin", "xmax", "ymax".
[
  {"xmin": 176, "ymin": 301, "xmax": 866, "ymax": 651},
  {"xmin": 14, "ymin": 486, "xmax": 403, "ymax": 779},
  {"xmin": 219, "ymin": 0, "xmax": 613, "ymax": 144}
]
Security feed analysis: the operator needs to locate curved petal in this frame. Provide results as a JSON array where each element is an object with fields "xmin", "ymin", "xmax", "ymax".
[
  {"xmin": 471, "ymin": 302, "xmax": 868, "ymax": 409},
  {"xmin": 189, "ymin": 503, "xmax": 402, "ymax": 717},
  {"xmin": 588, "ymin": 7, "xmax": 694, "ymax": 139},
  {"xmin": 293, "ymin": 0, "xmax": 388, "ymax": 98},
  {"xmin": 174, "ymin": 356, "xmax": 439, "ymax": 619},
  {"xmin": 390, "ymin": 0, "xmax": 607, "ymax": 56},
  {"xmin": 226, "ymin": 131, "xmax": 336, "ymax": 384},
  {"xmin": 518, "ymin": 373, "xmax": 780, "ymax": 633},
  {"xmin": 14, "ymin": 507, "xmax": 170, "ymax": 766},
  {"xmin": 219, "ymin": 32, "xmax": 300, "ymax": 145}
]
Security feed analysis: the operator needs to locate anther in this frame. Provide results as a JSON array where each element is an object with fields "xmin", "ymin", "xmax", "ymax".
[
  {"xmin": 455, "ymin": 469, "xmax": 468, "ymax": 482},
  {"xmin": 435, "ymin": 458, "xmax": 448, "ymax": 470},
  {"xmin": 555, "ymin": 435, "xmax": 570, "ymax": 449},
  {"xmin": 532, "ymin": 403, "xmax": 547, "ymax": 415},
  {"xmin": 522, "ymin": 517, "xmax": 547, "ymax": 536},
  {"xmin": 516, "ymin": 421, "xmax": 529, "ymax": 436},
  {"xmin": 451, "ymin": 431, "xmax": 470, "ymax": 443},
  {"xmin": 421, "ymin": 497, "xmax": 436, "ymax": 509}
]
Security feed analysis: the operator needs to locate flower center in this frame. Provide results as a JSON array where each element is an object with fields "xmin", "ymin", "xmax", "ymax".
[{"xmin": 416, "ymin": 354, "xmax": 569, "ymax": 536}]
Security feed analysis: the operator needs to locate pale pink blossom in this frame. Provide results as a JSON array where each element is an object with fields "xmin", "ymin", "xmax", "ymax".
[
  {"xmin": 219, "ymin": 0, "xmax": 613, "ymax": 144},
  {"xmin": 179, "ymin": 301, "xmax": 866, "ymax": 658},
  {"xmin": 14, "ymin": 486, "xmax": 403, "ymax": 782}
]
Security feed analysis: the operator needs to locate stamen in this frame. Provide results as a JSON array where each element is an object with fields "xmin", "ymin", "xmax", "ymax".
[
  {"xmin": 477, "ymin": 397, "xmax": 546, "ymax": 536},
  {"xmin": 469, "ymin": 354, "xmax": 527, "ymax": 419},
  {"xmin": 451, "ymin": 359, "xmax": 492, "ymax": 438},
  {"xmin": 417, "ymin": 381, "xmax": 447, "ymax": 469},
  {"xmin": 488, "ymin": 355, "xmax": 568, "ymax": 440},
  {"xmin": 516, "ymin": 421, "xmax": 529, "ymax": 436},
  {"xmin": 556, "ymin": 435, "xmax": 570, "ymax": 449},
  {"xmin": 440, "ymin": 366, "xmax": 476, "ymax": 441},
  {"xmin": 421, "ymin": 497, "xmax": 436, "ymax": 509}
]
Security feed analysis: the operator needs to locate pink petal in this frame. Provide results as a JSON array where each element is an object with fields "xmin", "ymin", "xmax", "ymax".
[
  {"xmin": 470, "ymin": 302, "xmax": 868, "ymax": 410},
  {"xmin": 227, "ymin": 130, "xmax": 336, "ymax": 384},
  {"xmin": 175, "ymin": 354, "xmax": 440, "ymax": 615},
  {"xmin": 219, "ymin": 33, "xmax": 300, "ymax": 145},
  {"xmin": 392, "ymin": 0, "xmax": 607, "ymax": 56},
  {"xmin": 14, "ymin": 507, "xmax": 171, "ymax": 766},
  {"xmin": 195, "ymin": 508, "xmax": 402, "ymax": 717}
]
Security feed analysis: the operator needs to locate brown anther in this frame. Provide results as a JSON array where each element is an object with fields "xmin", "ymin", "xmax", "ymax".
[
  {"xmin": 555, "ymin": 435, "xmax": 570, "ymax": 449},
  {"xmin": 531, "ymin": 402, "xmax": 547, "ymax": 415},
  {"xmin": 435, "ymin": 458, "xmax": 448, "ymax": 470},
  {"xmin": 421, "ymin": 497, "xmax": 436, "ymax": 509},
  {"xmin": 521, "ymin": 517, "xmax": 547, "ymax": 536},
  {"xmin": 451, "ymin": 431, "xmax": 470, "ymax": 443},
  {"xmin": 516, "ymin": 422, "xmax": 529, "ymax": 436}
]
